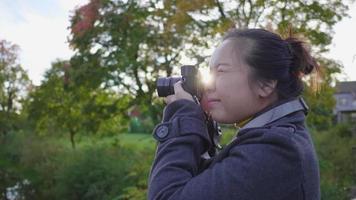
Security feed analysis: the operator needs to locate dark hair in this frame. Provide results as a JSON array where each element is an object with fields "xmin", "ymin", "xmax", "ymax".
[{"xmin": 223, "ymin": 28, "xmax": 319, "ymax": 99}]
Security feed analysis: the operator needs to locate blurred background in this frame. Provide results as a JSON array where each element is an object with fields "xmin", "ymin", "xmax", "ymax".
[{"xmin": 1, "ymin": 0, "xmax": 356, "ymax": 199}]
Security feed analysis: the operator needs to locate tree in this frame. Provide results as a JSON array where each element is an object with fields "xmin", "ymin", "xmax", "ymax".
[
  {"xmin": 26, "ymin": 60, "xmax": 130, "ymax": 148},
  {"xmin": 0, "ymin": 40, "xmax": 31, "ymax": 135},
  {"xmin": 68, "ymin": 0, "xmax": 352, "ymax": 128},
  {"xmin": 173, "ymin": 0, "xmax": 350, "ymax": 51},
  {"xmin": 304, "ymin": 58, "xmax": 341, "ymax": 130},
  {"xmin": 68, "ymin": 0, "xmax": 202, "ymax": 124}
]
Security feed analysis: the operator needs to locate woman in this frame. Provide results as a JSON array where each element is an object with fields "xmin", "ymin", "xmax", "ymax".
[{"xmin": 148, "ymin": 29, "xmax": 320, "ymax": 200}]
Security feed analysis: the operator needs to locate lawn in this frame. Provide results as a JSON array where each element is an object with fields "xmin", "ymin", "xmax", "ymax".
[
  {"xmin": 45, "ymin": 132, "xmax": 156, "ymax": 151},
  {"xmin": 54, "ymin": 127, "xmax": 238, "ymax": 151},
  {"xmin": 118, "ymin": 133, "xmax": 156, "ymax": 149}
]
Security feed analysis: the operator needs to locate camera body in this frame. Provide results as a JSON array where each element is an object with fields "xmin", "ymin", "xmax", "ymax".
[{"xmin": 156, "ymin": 65, "xmax": 202, "ymax": 99}]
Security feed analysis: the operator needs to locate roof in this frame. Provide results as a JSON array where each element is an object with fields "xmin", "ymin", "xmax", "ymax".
[{"xmin": 335, "ymin": 81, "xmax": 356, "ymax": 93}]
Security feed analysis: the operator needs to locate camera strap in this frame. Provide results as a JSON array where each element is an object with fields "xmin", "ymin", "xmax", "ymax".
[{"xmin": 239, "ymin": 97, "xmax": 309, "ymax": 131}]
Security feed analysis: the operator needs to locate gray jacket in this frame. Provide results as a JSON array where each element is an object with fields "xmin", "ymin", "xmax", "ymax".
[{"xmin": 148, "ymin": 99, "xmax": 320, "ymax": 200}]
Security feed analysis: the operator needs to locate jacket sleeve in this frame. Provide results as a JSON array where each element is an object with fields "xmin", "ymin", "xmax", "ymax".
[{"xmin": 148, "ymin": 100, "xmax": 303, "ymax": 200}]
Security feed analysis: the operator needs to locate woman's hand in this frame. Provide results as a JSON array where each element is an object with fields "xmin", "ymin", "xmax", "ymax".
[{"xmin": 164, "ymin": 81, "xmax": 194, "ymax": 104}]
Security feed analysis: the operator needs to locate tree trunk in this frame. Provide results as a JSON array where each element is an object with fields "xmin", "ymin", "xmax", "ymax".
[
  {"xmin": 3, "ymin": 188, "xmax": 8, "ymax": 200},
  {"xmin": 69, "ymin": 130, "xmax": 76, "ymax": 149}
]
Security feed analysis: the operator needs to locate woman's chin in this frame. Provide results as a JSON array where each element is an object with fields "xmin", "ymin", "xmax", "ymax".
[{"xmin": 210, "ymin": 112, "xmax": 233, "ymax": 124}]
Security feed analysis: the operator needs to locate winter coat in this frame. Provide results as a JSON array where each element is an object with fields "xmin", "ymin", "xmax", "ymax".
[{"xmin": 148, "ymin": 99, "xmax": 320, "ymax": 200}]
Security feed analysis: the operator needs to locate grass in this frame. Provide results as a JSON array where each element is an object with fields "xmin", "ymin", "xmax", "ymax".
[
  {"xmin": 55, "ymin": 132, "xmax": 156, "ymax": 151},
  {"xmin": 118, "ymin": 133, "xmax": 156, "ymax": 149},
  {"xmin": 50, "ymin": 127, "xmax": 236, "ymax": 152}
]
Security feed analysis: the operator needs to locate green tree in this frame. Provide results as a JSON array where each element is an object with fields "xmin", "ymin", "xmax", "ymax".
[
  {"xmin": 26, "ymin": 60, "xmax": 130, "ymax": 148},
  {"xmin": 68, "ymin": 0, "xmax": 352, "ymax": 128},
  {"xmin": 0, "ymin": 40, "xmax": 31, "ymax": 135},
  {"xmin": 172, "ymin": 0, "xmax": 351, "ymax": 51},
  {"xmin": 68, "ymin": 0, "xmax": 203, "ymax": 124},
  {"xmin": 304, "ymin": 58, "xmax": 341, "ymax": 130}
]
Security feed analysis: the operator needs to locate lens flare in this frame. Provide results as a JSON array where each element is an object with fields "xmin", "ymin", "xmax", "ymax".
[{"xmin": 199, "ymin": 67, "xmax": 212, "ymax": 86}]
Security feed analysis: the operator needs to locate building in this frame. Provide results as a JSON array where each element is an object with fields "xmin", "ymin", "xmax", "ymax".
[{"xmin": 334, "ymin": 81, "xmax": 356, "ymax": 123}]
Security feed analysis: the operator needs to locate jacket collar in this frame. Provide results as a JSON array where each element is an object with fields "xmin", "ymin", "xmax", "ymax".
[{"xmin": 237, "ymin": 97, "xmax": 308, "ymax": 134}]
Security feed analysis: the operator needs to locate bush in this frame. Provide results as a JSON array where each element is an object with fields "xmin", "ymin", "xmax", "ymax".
[
  {"xmin": 0, "ymin": 132, "xmax": 155, "ymax": 200},
  {"xmin": 311, "ymin": 123, "xmax": 356, "ymax": 199},
  {"xmin": 97, "ymin": 114, "xmax": 129, "ymax": 136},
  {"xmin": 129, "ymin": 117, "xmax": 154, "ymax": 134},
  {"xmin": 115, "ymin": 147, "xmax": 154, "ymax": 200},
  {"xmin": 54, "ymin": 147, "xmax": 134, "ymax": 200},
  {"xmin": 0, "ymin": 131, "xmax": 38, "ymax": 200},
  {"xmin": 4, "ymin": 122, "xmax": 355, "ymax": 200}
]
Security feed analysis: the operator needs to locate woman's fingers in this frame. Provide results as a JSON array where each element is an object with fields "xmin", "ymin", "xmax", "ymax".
[
  {"xmin": 164, "ymin": 95, "xmax": 175, "ymax": 104},
  {"xmin": 164, "ymin": 81, "xmax": 194, "ymax": 104},
  {"xmin": 173, "ymin": 81, "xmax": 184, "ymax": 95},
  {"xmin": 174, "ymin": 82, "xmax": 194, "ymax": 101}
]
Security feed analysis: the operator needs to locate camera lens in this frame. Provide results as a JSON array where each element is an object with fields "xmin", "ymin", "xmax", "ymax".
[{"xmin": 156, "ymin": 77, "xmax": 181, "ymax": 97}]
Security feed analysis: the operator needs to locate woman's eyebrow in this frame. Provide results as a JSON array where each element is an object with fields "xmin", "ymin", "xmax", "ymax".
[
  {"xmin": 210, "ymin": 62, "xmax": 231, "ymax": 69},
  {"xmin": 216, "ymin": 63, "xmax": 232, "ymax": 67}
]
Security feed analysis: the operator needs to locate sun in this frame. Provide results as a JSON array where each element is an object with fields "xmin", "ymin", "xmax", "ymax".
[{"xmin": 199, "ymin": 67, "xmax": 212, "ymax": 86}]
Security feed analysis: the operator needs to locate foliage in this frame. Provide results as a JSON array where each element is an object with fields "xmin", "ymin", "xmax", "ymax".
[
  {"xmin": 54, "ymin": 147, "xmax": 135, "ymax": 200},
  {"xmin": 0, "ymin": 40, "xmax": 31, "ymax": 135},
  {"xmin": 311, "ymin": 124, "xmax": 356, "ymax": 199},
  {"xmin": 69, "ymin": 0, "xmax": 174, "ymax": 124},
  {"xmin": 2, "ymin": 0, "xmax": 356, "ymax": 199},
  {"xmin": 304, "ymin": 58, "xmax": 342, "ymax": 130},
  {"xmin": 0, "ymin": 132, "xmax": 155, "ymax": 200},
  {"xmin": 179, "ymin": 0, "xmax": 350, "ymax": 50},
  {"xmin": 67, "ymin": 0, "xmax": 352, "ymax": 128},
  {"xmin": 1, "ymin": 123, "xmax": 356, "ymax": 200},
  {"xmin": 25, "ymin": 60, "xmax": 130, "ymax": 148},
  {"xmin": 0, "ymin": 131, "xmax": 39, "ymax": 199}
]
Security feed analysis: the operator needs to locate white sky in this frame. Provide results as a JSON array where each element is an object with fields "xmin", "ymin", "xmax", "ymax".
[
  {"xmin": 0, "ymin": 0, "xmax": 89, "ymax": 85},
  {"xmin": 325, "ymin": 4, "xmax": 356, "ymax": 81},
  {"xmin": 0, "ymin": 0, "xmax": 355, "ymax": 85}
]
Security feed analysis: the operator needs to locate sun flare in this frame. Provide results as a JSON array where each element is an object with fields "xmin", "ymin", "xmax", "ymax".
[{"xmin": 199, "ymin": 67, "xmax": 212, "ymax": 86}]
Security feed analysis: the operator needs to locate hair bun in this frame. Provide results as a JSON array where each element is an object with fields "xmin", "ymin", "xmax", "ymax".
[{"xmin": 285, "ymin": 37, "xmax": 318, "ymax": 76}]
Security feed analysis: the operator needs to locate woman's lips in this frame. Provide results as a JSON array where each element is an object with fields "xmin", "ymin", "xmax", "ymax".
[
  {"xmin": 207, "ymin": 99, "xmax": 221, "ymax": 106},
  {"xmin": 201, "ymin": 98, "xmax": 221, "ymax": 110}
]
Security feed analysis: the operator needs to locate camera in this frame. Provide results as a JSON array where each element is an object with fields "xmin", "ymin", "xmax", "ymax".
[{"xmin": 156, "ymin": 65, "xmax": 203, "ymax": 99}]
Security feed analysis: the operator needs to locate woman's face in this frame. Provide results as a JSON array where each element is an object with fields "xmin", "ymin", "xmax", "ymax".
[{"xmin": 202, "ymin": 39, "xmax": 262, "ymax": 124}]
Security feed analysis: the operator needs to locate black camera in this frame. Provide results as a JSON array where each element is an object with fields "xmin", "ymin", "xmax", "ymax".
[{"xmin": 156, "ymin": 65, "xmax": 202, "ymax": 99}]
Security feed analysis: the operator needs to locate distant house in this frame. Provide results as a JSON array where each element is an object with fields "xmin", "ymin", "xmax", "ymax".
[{"xmin": 334, "ymin": 81, "xmax": 356, "ymax": 123}]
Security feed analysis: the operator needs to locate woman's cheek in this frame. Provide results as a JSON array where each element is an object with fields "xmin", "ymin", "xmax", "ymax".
[{"xmin": 200, "ymin": 95, "xmax": 209, "ymax": 112}]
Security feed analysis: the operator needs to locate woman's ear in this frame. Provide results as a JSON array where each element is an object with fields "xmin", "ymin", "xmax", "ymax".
[{"xmin": 256, "ymin": 80, "xmax": 277, "ymax": 98}]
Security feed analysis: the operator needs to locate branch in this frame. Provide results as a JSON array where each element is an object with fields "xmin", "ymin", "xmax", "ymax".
[
  {"xmin": 281, "ymin": 1, "xmax": 288, "ymax": 22},
  {"xmin": 113, "ymin": 75, "xmax": 135, "ymax": 96},
  {"xmin": 235, "ymin": 1, "xmax": 243, "ymax": 28},
  {"xmin": 215, "ymin": 0, "xmax": 226, "ymax": 19},
  {"xmin": 245, "ymin": 0, "xmax": 254, "ymax": 27},
  {"xmin": 241, "ymin": 0, "xmax": 249, "ymax": 28},
  {"xmin": 253, "ymin": 3, "xmax": 267, "ymax": 27},
  {"xmin": 133, "ymin": 66, "xmax": 144, "ymax": 97}
]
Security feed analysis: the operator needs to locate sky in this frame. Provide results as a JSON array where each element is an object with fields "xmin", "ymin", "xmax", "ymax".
[
  {"xmin": 0, "ymin": 0, "xmax": 88, "ymax": 85},
  {"xmin": 0, "ymin": 0, "xmax": 355, "ymax": 85}
]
